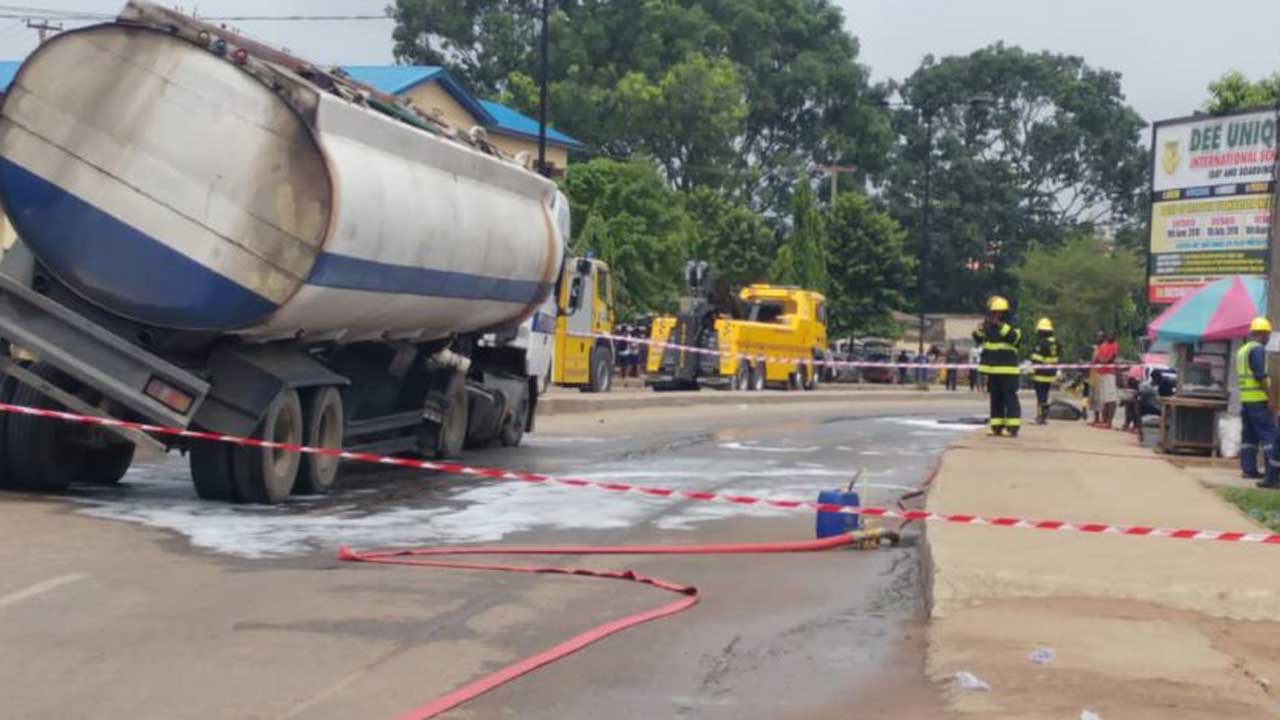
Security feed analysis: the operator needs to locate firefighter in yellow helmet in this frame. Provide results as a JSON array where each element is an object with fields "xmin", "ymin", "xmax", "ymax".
[
  {"xmin": 1030, "ymin": 318, "xmax": 1060, "ymax": 425},
  {"xmin": 973, "ymin": 295, "xmax": 1022, "ymax": 436},
  {"xmin": 1239, "ymin": 316, "xmax": 1279, "ymax": 489}
]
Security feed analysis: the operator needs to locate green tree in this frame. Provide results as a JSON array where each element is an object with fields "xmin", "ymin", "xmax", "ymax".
[
  {"xmin": 560, "ymin": 158, "xmax": 692, "ymax": 317},
  {"xmin": 1206, "ymin": 70, "xmax": 1280, "ymax": 115},
  {"xmin": 389, "ymin": 0, "xmax": 891, "ymax": 198},
  {"xmin": 884, "ymin": 44, "xmax": 1148, "ymax": 314},
  {"xmin": 769, "ymin": 183, "xmax": 828, "ymax": 292},
  {"xmin": 1013, "ymin": 234, "xmax": 1145, "ymax": 357},
  {"xmin": 611, "ymin": 53, "xmax": 748, "ymax": 191},
  {"xmin": 825, "ymin": 194, "xmax": 915, "ymax": 335},
  {"xmin": 683, "ymin": 188, "xmax": 777, "ymax": 291},
  {"xmin": 388, "ymin": 0, "xmax": 539, "ymax": 96}
]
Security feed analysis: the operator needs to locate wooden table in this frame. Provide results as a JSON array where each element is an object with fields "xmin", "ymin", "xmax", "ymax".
[{"xmin": 1158, "ymin": 395, "xmax": 1228, "ymax": 456}]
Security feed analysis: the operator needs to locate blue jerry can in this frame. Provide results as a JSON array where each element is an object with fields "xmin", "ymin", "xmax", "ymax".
[{"xmin": 815, "ymin": 488, "xmax": 860, "ymax": 538}]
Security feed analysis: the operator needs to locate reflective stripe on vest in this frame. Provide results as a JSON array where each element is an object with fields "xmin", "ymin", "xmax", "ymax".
[
  {"xmin": 1238, "ymin": 341, "xmax": 1268, "ymax": 404},
  {"xmin": 977, "ymin": 323, "xmax": 1020, "ymax": 374},
  {"xmin": 1030, "ymin": 338, "xmax": 1059, "ymax": 383}
]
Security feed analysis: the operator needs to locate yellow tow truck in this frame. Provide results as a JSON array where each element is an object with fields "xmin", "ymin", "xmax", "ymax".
[
  {"xmin": 646, "ymin": 263, "xmax": 827, "ymax": 391},
  {"xmin": 550, "ymin": 256, "xmax": 615, "ymax": 392}
]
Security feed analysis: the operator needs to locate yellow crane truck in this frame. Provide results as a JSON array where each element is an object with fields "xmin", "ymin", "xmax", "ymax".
[
  {"xmin": 551, "ymin": 257, "xmax": 615, "ymax": 392},
  {"xmin": 646, "ymin": 262, "xmax": 827, "ymax": 391}
]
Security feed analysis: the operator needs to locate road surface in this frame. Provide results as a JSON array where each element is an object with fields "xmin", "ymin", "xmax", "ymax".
[{"xmin": 0, "ymin": 392, "xmax": 984, "ymax": 719}]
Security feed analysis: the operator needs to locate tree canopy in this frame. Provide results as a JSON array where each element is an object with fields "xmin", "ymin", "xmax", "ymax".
[
  {"xmin": 1206, "ymin": 70, "xmax": 1280, "ymax": 115},
  {"xmin": 882, "ymin": 44, "xmax": 1148, "ymax": 314},
  {"xmin": 824, "ymin": 194, "xmax": 915, "ymax": 336},
  {"xmin": 1013, "ymin": 234, "xmax": 1145, "ymax": 357},
  {"xmin": 389, "ymin": 0, "xmax": 891, "ymax": 197}
]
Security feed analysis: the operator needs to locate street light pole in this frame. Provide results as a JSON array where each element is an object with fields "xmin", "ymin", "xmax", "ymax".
[
  {"xmin": 536, "ymin": 0, "xmax": 550, "ymax": 177},
  {"xmin": 918, "ymin": 108, "xmax": 935, "ymax": 359}
]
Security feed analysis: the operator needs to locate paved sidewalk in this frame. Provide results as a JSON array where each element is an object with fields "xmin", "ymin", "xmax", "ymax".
[{"xmin": 925, "ymin": 422, "xmax": 1280, "ymax": 718}]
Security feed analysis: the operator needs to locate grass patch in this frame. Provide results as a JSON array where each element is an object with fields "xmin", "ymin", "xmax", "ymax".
[{"xmin": 1220, "ymin": 487, "xmax": 1280, "ymax": 533}]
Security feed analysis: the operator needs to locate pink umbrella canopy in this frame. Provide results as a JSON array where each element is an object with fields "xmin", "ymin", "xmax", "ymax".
[{"xmin": 1148, "ymin": 276, "xmax": 1267, "ymax": 343}]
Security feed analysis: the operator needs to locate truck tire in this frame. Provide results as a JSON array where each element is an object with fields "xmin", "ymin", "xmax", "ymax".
[
  {"xmin": 190, "ymin": 441, "xmax": 238, "ymax": 502},
  {"xmin": 419, "ymin": 376, "xmax": 469, "ymax": 459},
  {"xmin": 231, "ymin": 388, "xmax": 303, "ymax": 504},
  {"xmin": 0, "ymin": 369, "xmax": 17, "ymax": 489},
  {"xmin": 750, "ymin": 362, "xmax": 766, "ymax": 391},
  {"xmin": 803, "ymin": 363, "xmax": 819, "ymax": 391},
  {"xmin": 4, "ymin": 363, "xmax": 87, "ymax": 492},
  {"xmin": 731, "ymin": 364, "xmax": 748, "ymax": 391},
  {"xmin": 500, "ymin": 388, "xmax": 529, "ymax": 447},
  {"xmin": 295, "ymin": 387, "xmax": 344, "ymax": 495},
  {"xmin": 787, "ymin": 368, "xmax": 802, "ymax": 391},
  {"xmin": 584, "ymin": 347, "xmax": 613, "ymax": 393},
  {"xmin": 78, "ymin": 443, "xmax": 136, "ymax": 485}
]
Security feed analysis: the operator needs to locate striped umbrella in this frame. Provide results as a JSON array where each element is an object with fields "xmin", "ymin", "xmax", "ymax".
[{"xmin": 1148, "ymin": 275, "xmax": 1267, "ymax": 343}]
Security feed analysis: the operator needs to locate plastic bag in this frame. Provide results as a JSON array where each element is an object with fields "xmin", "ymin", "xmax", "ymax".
[
  {"xmin": 1029, "ymin": 647, "xmax": 1055, "ymax": 665},
  {"xmin": 954, "ymin": 671, "xmax": 990, "ymax": 691}
]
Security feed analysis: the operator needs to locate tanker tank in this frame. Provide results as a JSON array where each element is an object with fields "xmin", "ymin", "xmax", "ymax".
[
  {"xmin": 0, "ymin": 1, "xmax": 585, "ymax": 504},
  {"xmin": 0, "ymin": 3, "xmax": 565, "ymax": 341}
]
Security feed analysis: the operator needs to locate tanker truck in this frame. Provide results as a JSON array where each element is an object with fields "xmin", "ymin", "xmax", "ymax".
[{"xmin": 0, "ymin": 2, "xmax": 597, "ymax": 503}]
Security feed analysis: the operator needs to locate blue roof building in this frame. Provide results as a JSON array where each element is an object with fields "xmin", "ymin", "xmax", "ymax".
[{"xmin": 0, "ymin": 59, "xmax": 584, "ymax": 170}]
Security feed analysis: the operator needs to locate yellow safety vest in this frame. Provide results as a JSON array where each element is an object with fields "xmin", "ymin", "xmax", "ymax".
[{"xmin": 1238, "ymin": 341, "xmax": 1268, "ymax": 404}]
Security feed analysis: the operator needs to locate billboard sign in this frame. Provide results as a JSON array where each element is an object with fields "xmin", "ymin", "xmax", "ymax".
[{"xmin": 1148, "ymin": 108, "xmax": 1278, "ymax": 303}]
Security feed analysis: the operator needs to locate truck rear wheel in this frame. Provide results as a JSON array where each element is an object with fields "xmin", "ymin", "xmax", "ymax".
[
  {"xmin": 802, "ymin": 363, "xmax": 819, "ymax": 391},
  {"xmin": 750, "ymin": 363, "xmax": 766, "ymax": 391},
  {"xmin": 78, "ymin": 443, "xmax": 136, "ymax": 485},
  {"xmin": 4, "ymin": 363, "xmax": 87, "ymax": 492},
  {"xmin": 295, "ymin": 387, "xmax": 344, "ymax": 496},
  {"xmin": 731, "ymin": 364, "xmax": 748, "ymax": 391},
  {"xmin": 0, "ymin": 368, "xmax": 18, "ymax": 489},
  {"xmin": 190, "ymin": 441, "xmax": 238, "ymax": 502},
  {"xmin": 584, "ymin": 347, "xmax": 613, "ymax": 393},
  {"xmin": 231, "ymin": 388, "xmax": 303, "ymax": 504}
]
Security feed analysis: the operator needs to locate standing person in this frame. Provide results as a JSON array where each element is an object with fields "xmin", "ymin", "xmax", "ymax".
[
  {"xmin": 945, "ymin": 343, "xmax": 961, "ymax": 391},
  {"xmin": 1030, "ymin": 318, "xmax": 1061, "ymax": 424},
  {"xmin": 1088, "ymin": 331, "xmax": 1104, "ymax": 424},
  {"xmin": 1238, "ymin": 317, "xmax": 1280, "ymax": 488},
  {"xmin": 973, "ymin": 296, "xmax": 1022, "ymax": 437},
  {"xmin": 1094, "ymin": 332, "xmax": 1120, "ymax": 428},
  {"xmin": 968, "ymin": 344, "xmax": 982, "ymax": 391},
  {"xmin": 896, "ymin": 349, "xmax": 910, "ymax": 384}
]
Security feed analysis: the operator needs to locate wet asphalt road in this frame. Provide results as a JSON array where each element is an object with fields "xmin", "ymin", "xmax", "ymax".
[{"xmin": 0, "ymin": 393, "xmax": 984, "ymax": 719}]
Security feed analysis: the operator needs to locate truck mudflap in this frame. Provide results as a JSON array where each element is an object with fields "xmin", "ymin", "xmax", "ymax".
[{"xmin": 0, "ymin": 271, "xmax": 209, "ymax": 429}]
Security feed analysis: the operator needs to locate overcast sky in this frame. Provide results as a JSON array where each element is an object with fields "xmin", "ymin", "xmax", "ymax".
[{"xmin": 1, "ymin": 1, "xmax": 1277, "ymax": 127}]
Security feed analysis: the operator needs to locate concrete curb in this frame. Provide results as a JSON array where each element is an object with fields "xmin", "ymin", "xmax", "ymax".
[{"xmin": 537, "ymin": 386, "xmax": 972, "ymax": 416}]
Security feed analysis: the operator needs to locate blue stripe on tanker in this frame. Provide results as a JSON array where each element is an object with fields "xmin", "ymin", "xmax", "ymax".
[
  {"xmin": 0, "ymin": 157, "xmax": 550, "ymax": 332},
  {"xmin": 307, "ymin": 253, "xmax": 549, "ymax": 305},
  {"xmin": 0, "ymin": 156, "xmax": 279, "ymax": 330}
]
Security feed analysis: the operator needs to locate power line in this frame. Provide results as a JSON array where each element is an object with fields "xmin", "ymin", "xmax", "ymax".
[{"xmin": 0, "ymin": 6, "xmax": 390, "ymax": 22}]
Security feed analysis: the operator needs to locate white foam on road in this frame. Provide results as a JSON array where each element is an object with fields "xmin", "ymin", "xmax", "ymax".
[
  {"xmin": 717, "ymin": 441, "xmax": 819, "ymax": 454},
  {"xmin": 70, "ymin": 418, "xmax": 945, "ymax": 559}
]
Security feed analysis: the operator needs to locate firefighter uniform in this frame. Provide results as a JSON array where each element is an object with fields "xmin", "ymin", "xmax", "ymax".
[
  {"xmin": 1030, "ymin": 318, "xmax": 1060, "ymax": 425},
  {"xmin": 1238, "ymin": 317, "xmax": 1279, "ymax": 487},
  {"xmin": 973, "ymin": 296, "xmax": 1022, "ymax": 436}
]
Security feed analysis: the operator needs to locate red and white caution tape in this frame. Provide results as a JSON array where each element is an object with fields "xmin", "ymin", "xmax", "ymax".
[
  {"xmin": 582, "ymin": 331, "xmax": 1138, "ymax": 373},
  {"xmin": 0, "ymin": 401, "xmax": 1276, "ymax": 546}
]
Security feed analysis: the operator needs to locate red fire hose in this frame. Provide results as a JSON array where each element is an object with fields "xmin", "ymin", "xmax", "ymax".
[{"xmin": 338, "ymin": 530, "xmax": 894, "ymax": 719}]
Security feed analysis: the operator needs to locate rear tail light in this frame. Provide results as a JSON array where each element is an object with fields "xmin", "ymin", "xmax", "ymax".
[{"xmin": 145, "ymin": 377, "xmax": 194, "ymax": 415}]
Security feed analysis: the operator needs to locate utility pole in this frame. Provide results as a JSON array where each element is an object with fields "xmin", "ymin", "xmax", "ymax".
[
  {"xmin": 26, "ymin": 20, "xmax": 62, "ymax": 44},
  {"xmin": 818, "ymin": 164, "xmax": 857, "ymax": 209},
  {"xmin": 918, "ymin": 108, "xmax": 936, "ymax": 360},
  {"xmin": 536, "ymin": 0, "xmax": 550, "ymax": 177},
  {"xmin": 1265, "ymin": 98, "xmax": 1280, "ymax": 407}
]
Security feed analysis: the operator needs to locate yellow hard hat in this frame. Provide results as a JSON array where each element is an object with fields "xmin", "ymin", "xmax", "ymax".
[
  {"xmin": 987, "ymin": 295, "xmax": 1010, "ymax": 312},
  {"xmin": 1250, "ymin": 317, "xmax": 1272, "ymax": 334},
  {"xmin": 1036, "ymin": 317, "xmax": 1053, "ymax": 332}
]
